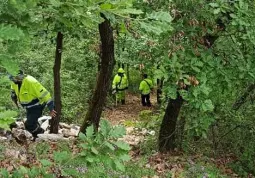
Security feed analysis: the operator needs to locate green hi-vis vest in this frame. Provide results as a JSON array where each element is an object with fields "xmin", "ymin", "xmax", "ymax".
[
  {"xmin": 112, "ymin": 74, "xmax": 128, "ymax": 91},
  {"xmin": 139, "ymin": 78, "xmax": 153, "ymax": 95},
  {"xmin": 11, "ymin": 75, "xmax": 52, "ymax": 109}
]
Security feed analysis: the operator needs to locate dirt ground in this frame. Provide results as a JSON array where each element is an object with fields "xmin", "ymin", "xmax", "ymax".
[{"xmin": 103, "ymin": 92, "xmax": 157, "ymax": 125}]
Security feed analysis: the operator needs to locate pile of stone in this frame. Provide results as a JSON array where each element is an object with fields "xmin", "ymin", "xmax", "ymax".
[
  {"xmin": 0, "ymin": 116, "xmax": 80, "ymax": 142},
  {"xmin": 0, "ymin": 116, "xmax": 156, "ymax": 146},
  {"xmin": 120, "ymin": 127, "xmax": 156, "ymax": 146}
]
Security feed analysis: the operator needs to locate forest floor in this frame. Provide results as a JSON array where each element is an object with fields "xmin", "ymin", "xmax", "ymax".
[
  {"xmin": 104, "ymin": 92, "xmax": 157, "ymax": 125},
  {"xmin": 102, "ymin": 93, "xmax": 242, "ymax": 178},
  {"xmin": 0, "ymin": 93, "xmax": 248, "ymax": 177}
]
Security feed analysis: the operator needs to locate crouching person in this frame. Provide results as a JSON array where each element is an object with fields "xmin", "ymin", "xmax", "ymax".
[{"xmin": 9, "ymin": 70, "xmax": 57, "ymax": 139}]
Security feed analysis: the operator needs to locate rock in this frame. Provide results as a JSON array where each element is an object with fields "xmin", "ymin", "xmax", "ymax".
[
  {"xmin": 70, "ymin": 128, "xmax": 79, "ymax": 136},
  {"xmin": 148, "ymin": 130, "xmax": 155, "ymax": 136},
  {"xmin": 0, "ymin": 128, "xmax": 6, "ymax": 136},
  {"xmin": 0, "ymin": 136, "xmax": 7, "ymax": 141},
  {"xmin": 70, "ymin": 124, "xmax": 80, "ymax": 130},
  {"xmin": 141, "ymin": 128, "xmax": 147, "ymax": 135},
  {"xmin": 12, "ymin": 128, "xmax": 33, "ymax": 142},
  {"xmin": 5, "ymin": 149, "xmax": 20, "ymax": 159},
  {"xmin": 126, "ymin": 127, "xmax": 134, "ymax": 135},
  {"xmin": 58, "ymin": 129, "xmax": 63, "ymax": 134},
  {"xmin": 62, "ymin": 128, "xmax": 79, "ymax": 137},
  {"xmin": 37, "ymin": 133, "xmax": 69, "ymax": 141},
  {"xmin": 120, "ymin": 135, "xmax": 144, "ymax": 146},
  {"xmin": 59, "ymin": 122, "xmax": 71, "ymax": 129},
  {"xmin": 15, "ymin": 121, "xmax": 25, "ymax": 129}
]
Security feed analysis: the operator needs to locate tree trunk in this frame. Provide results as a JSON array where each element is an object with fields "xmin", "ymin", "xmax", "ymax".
[
  {"xmin": 158, "ymin": 93, "xmax": 184, "ymax": 152},
  {"xmin": 157, "ymin": 79, "xmax": 163, "ymax": 104},
  {"xmin": 127, "ymin": 64, "xmax": 130, "ymax": 81},
  {"xmin": 158, "ymin": 14, "xmax": 230, "ymax": 152},
  {"xmin": 50, "ymin": 32, "xmax": 63, "ymax": 133},
  {"xmin": 80, "ymin": 13, "xmax": 115, "ymax": 133}
]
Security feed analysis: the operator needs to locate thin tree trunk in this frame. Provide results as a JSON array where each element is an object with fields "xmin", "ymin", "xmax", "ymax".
[
  {"xmin": 158, "ymin": 93, "xmax": 184, "ymax": 152},
  {"xmin": 50, "ymin": 32, "xmax": 63, "ymax": 133},
  {"xmin": 157, "ymin": 79, "xmax": 163, "ymax": 104},
  {"xmin": 80, "ymin": 13, "xmax": 115, "ymax": 133},
  {"xmin": 127, "ymin": 64, "xmax": 130, "ymax": 81}
]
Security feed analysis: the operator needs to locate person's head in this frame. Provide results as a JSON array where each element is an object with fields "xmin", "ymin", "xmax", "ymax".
[
  {"xmin": 143, "ymin": 73, "xmax": 148, "ymax": 79},
  {"xmin": 117, "ymin": 68, "xmax": 125, "ymax": 76},
  {"xmin": 9, "ymin": 70, "xmax": 25, "ymax": 84}
]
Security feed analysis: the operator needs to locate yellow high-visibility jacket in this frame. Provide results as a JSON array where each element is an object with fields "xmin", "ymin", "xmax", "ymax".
[
  {"xmin": 11, "ymin": 75, "xmax": 54, "ymax": 110},
  {"xmin": 139, "ymin": 78, "xmax": 153, "ymax": 95},
  {"xmin": 112, "ymin": 74, "xmax": 128, "ymax": 91}
]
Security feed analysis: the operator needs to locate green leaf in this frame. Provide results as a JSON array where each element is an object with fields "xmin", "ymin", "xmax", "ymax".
[
  {"xmin": 53, "ymin": 151, "xmax": 71, "ymax": 164},
  {"xmin": 86, "ymin": 157, "xmax": 94, "ymax": 163},
  {"xmin": 86, "ymin": 125, "xmax": 94, "ymax": 139},
  {"xmin": 18, "ymin": 166, "xmax": 28, "ymax": 174},
  {"xmin": 62, "ymin": 168, "xmax": 78, "ymax": 177},
  {"xmin": 114, "ymin": 160, "xmax": 125, "ymax": 171},
  {"xmin": 100, "ymin": 3, "xmax": 112, "ymax": 10},
  {"xmin": 147, "ymin": 11, "xmax": 172, "ymax": 23},
  {"xmin": 119, "ymin": 154, "xmax": 130, "ymax": 161},
  {"xmin": 114, "ymin": 141, "xmax": 130, "ymax": 151},
  {"xmin": 91, "ymin": 147, "xmax": 99, "ymax": 155},
  {"xmin": 100, "ymin": 119, "xmax": 111, "ymax": 137},
  {"xmin": 213, "ymin": 8, "xmax": 221, "ymax": 14},
  {"xmin": 0, "ymin": 168, "xmax": 9, "ymax": 177},
  {"xmin": 40, "ymin": 159, "xmax": 52, "ymax": 167},
  {"xmin": 0, "ymin": 110, "xmax": 17, "ymax": 130},
  {"xmin": 110, "ymin": 8, "xmax": 143, "ymax": 15},
  {"xmin": 209, "ymin": 3, "xmax": 219, "ymax": 8},
  {"xmin": 201, "ymin": 99, "xmax": 214, "ymax": 112},
  {"xmin": 139, "ymin": 22, "xmax": 163, "ymax": 35},
  {"xmin": 104, "ymin": 141, "xmax": 115, "ymax": 151},
  {"xmin": 110, "ymin": 126, "xmax": 126, "ymax": 138},
  {"xmin": 0, "ymin": 110, "xmax": 17, "ymax": 119},
  {"xmin": 0, "ymin": 55, "xmax": 19, "ymax": 75},
  {"xmin": 0, "ymin": 25, "xmax": 24, "ymax": 41},
  {"xmin": 78, "ymin": 132, "xmax": 86, "ymax": 140},
  {"xmin": 166, "ymin": 86, "xmax": 177, "ymax": 99},
  {"xmin": 49, "ymin": 0, "xmax": 62, "ymax": 7}
]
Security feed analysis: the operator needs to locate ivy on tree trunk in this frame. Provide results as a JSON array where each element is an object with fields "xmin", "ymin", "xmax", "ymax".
[
  {"xmin": 50, "ymin": 32, "xmax": 63, "ymax": 133},
  {"xmin": 80, "ymin": 13, "xmax": 115, "ymax": 133}
]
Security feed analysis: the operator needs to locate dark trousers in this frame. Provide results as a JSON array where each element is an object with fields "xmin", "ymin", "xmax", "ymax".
[
  {"xmin": 141, "ymin": 94, "xmax": 151, "ymax": 107},
  {"xmin": 25, "ymin": 105, "xmax": 45, "ymax": 138}
]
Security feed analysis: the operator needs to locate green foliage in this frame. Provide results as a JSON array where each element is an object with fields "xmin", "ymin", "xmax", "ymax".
[
  {"xmin": 0, "ymin": 110, "xmax": 17, "ymax": 130},
  {"xmin": 0, "ymin": 120, "xmax": 130, "ymax": 177},
  {"xmin": 77, "ymin": 119, "xmax": 130, "ymax": 174},
  {"xmin": 184, "ymin": 161, "xmax": 226, "ymax": 178}
]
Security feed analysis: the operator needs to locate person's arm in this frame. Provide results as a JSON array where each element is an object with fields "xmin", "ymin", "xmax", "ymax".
[
  {"xmin": 139, "ymin": 81, "xmax": 144, "ymax": 92},
  {"xmin": 10, "ymin": 87, "xmax": 19, "ymax": 108},
  {"xmin": 31, "ymin": 81, "xmax": 57, "ymax": 117}
]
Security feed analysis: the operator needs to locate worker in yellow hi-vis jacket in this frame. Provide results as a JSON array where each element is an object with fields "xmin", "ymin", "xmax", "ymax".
[
  {"xmin": 9, "ymin": 70, "xmax": 57, "ymax": 138},
  {"xmin": 112, "ymin": 68, "xmax": 128, "ymax": 105},
  {"xmin": 139, "ymin": 73, "xmax": 153, "ymax": 107}
]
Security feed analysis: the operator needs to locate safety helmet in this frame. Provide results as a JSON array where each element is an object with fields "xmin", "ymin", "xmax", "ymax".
[{"xmin": 117, "ymin": 68, "xmax": 125, "ymax": 73}]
